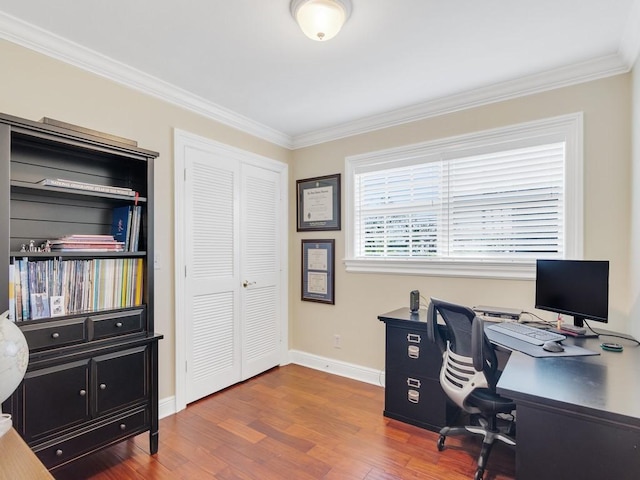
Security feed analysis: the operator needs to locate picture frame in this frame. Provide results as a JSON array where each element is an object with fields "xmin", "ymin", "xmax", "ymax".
[
  {"xmin": 301, "ymin": 239, "xmax": 335, "ymax": 304},
  {"xmin": 296, "ymin": 174, "xmax": 341, "ymax": 231}
]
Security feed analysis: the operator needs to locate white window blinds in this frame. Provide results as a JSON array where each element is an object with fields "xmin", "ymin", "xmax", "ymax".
[{"xmin": 353, "ymin": 143, "xmax": 566, "ymax": 261}]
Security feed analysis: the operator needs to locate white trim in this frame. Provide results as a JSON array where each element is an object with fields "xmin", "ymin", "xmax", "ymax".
[
  {"xmin": 288, "ymin": 350, "xmax": 385, "ymax": 388},
  {"xmin": 0, "ymin": 10, "xmax": 631, "ymax": 150},
  {"xmin": 158, "ymin": 396, "xmax": 176, "ymax": 419},
  {"xmin": 0, "ymin": 11, "xmax": 292, "ymax": 149},
  {"xmin": 173, "ymin": 129, "xmax": 289, "ymax": 413},
  {"xmin": 343, "ymin": 258, "xmax": 537, "ymax": 280},
  {"xmin": 344, "ymin": 113, "xmax": 584, "ymax": 279},
  {"xmin": 292, "ymin": 55, "xmax": 625, "ymax": 148}
]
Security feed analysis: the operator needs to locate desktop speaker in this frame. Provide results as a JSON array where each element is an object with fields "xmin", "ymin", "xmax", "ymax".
[{"xmin": 410, "ymin": 290, "xmax": 420, "ymax": 312}]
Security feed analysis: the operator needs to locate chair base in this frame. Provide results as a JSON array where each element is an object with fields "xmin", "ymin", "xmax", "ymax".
[{"xmin": 437, "ymin": 416, "xmax": 515, "ymax": 480}]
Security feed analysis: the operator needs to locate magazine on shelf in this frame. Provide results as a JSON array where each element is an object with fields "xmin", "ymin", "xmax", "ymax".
[{"xmin": 38, "ymin": 178, "xmax": 136, "ymax": 197}]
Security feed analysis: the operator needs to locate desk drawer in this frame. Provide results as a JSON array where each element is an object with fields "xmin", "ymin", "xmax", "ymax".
[
  {"xmin": 385, "ymin": 325, "xmax": 443, "ymax": 378},
  {"xmin": 384, "ymin": 373, "xmax": 457, "ymax": 432}
]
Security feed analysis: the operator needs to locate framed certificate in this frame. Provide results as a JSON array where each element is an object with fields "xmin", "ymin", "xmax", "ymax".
[
  {"xmin": 301, "ymin": 239, "xmax": 335, "ymax": 304},
  {"xmin": 296, "ymin": 174, "xmax": 341, "ymax": 231}
]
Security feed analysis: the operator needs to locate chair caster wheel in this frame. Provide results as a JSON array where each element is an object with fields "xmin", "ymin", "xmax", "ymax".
[
  {"xmin": 474, "ymin": 468, "xmax": 484, "ymax": 480},
  {"xmin": 437, "ymin": 435, "xmax": 445, "ymax": 451}
]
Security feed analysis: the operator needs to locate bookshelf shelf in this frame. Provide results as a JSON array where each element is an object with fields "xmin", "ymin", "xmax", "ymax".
[{"xmin": 0, "ymin": 112, "xmax": 161, "ymax": 472}]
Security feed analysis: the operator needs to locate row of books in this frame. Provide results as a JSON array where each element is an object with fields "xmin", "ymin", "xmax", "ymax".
[
  {"xmin": 9, "ymin": 257, "xmax": 144, "ymax": 322},
  {"xmin": 39, "ymin": 178, "xmax": 136, "ymax": 197},
  {"xmin": 111, "ymin": 205, "xmax": 143, "ymax": 252},
  {"xmin": 50, "ymin": 234, "xmax": 124, "ymax": 253}
]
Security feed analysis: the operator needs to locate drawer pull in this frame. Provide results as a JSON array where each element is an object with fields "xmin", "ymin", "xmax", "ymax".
[
  {"xmin": 407, "ymin": 333, "xmax": 421, "ymax": 343},
  {"xmin": 56, "ymin": 449, "xmax": 63, "ymax": 457},
  {"xmin": 115, "ymin": 322, "xmax": 124, "ymax": 328},
  {"xmin": 120, "ymin": 423, "xmax": 127, "ymax": 431},
  {"xmin": 100, "ymin": 383, "xmax": 107, "ymax": 390},
  {"xmin": 79, "ymin": 389, "xmax": 87, "ymax": 396},
  {"xmin": 407, "ymin": 345, "xmax": 420, "ymax": 359},
  {"xmin": 51, "ymin": 332, "xmax": 60, "ymax": 339},
  {"xmin": 407, "ymin": 377, "xmax": 421, "ymax": 388},
  {"xmin": 408, "ymin": 389, "xmax": 420, "ymax": 403}
]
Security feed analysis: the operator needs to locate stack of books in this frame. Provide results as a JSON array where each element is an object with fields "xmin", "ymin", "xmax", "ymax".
[{"xmin": 50, "ymin": 235, "xmax": 125, "ymax": 252}]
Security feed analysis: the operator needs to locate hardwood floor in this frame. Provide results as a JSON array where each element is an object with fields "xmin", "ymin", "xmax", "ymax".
[{"xmin": 53, "ymin": 365, "xmax": 515, "ymax": 479}]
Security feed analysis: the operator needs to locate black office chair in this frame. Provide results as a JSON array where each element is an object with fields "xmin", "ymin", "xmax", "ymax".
[{"xmin": 427, "ymin": 298, "xmax": 516, "ymax": 480}]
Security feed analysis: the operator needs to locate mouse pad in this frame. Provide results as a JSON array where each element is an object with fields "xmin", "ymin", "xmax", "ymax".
[{"xmin": 485, "ymin": 329, "xmax": 600, "ymax": 358}]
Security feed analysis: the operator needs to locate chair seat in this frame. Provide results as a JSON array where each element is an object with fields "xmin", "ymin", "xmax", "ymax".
[{"xmin": 466, "ymin": 388, "xmax": 515, "ymax": 415}]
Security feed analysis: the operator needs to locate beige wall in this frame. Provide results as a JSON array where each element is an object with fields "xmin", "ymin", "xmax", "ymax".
[
  {"xmin": 631, "ymin": 57, "xmax": 640, "ymax": 341},
  {"xmin": 0, "ymin": 40, "xmax": 292, "ymax": 401},
  {"xmin": 2, "ymin": 38, "xmax": 635, "ymax": 399},
  {"xmin": 290, "ymin": 74, "xmax": 632, "ymax": 371}
]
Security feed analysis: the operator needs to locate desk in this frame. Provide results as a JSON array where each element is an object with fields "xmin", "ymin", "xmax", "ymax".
[
  {"xmin": 0, "ymin": 428, "xmax": 54, "ymax": 479},
  {"xmin": 496, "ymin": 332, "xmax": 640, "ymax": 480}
]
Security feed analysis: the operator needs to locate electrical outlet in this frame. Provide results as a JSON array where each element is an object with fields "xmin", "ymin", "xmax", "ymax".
[{"xmin": 333, "ymin": 334, "xmax": 341, "ymax": 348}]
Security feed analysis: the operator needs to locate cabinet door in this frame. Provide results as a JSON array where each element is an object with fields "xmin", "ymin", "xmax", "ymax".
[
  {"xmin": 93, "ymin": 346, "xmax": 148, "ymax": 415},
  {"xmin": 22, "ymin": 360, "xmax": 90, "ymax": 442}
]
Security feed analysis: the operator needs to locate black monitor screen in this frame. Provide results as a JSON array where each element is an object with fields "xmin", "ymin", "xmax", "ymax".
[{"xmin": 535, "ymin": 259, "xmax": 609, "ymax": 326}]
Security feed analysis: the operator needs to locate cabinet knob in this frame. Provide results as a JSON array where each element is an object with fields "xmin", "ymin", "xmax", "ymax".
[
  {"xmin": 79, "ymin": 389, "xmax": 87, "ymax": 396},
  {"xmin": 51, "ymin": 332, "xmax": 60, "ymax": 339},
  {"xmin": 120, "ymin": 423, "xmax": 126, "ymax": 431},
  {"xmin": 115, "ymin": 322, "xmax": 123, "ymax": 328},
  {"xmin": 56, "ymin": 449, "xmax": 63, "ymax": 457},
  {"xmin": 100, "ymin": 383, "xmax": 107, "ymax": 390}
]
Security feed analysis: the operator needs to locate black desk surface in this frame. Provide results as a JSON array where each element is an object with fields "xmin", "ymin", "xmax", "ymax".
[{"xmin": 496, "ymin": 332, "xmax": 640, "ymax": 426}]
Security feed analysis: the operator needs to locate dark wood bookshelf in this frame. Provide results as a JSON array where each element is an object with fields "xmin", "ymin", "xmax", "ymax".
[{"xmin": 0, "ymin": 113, "xmax": 161, "ymax": 472}]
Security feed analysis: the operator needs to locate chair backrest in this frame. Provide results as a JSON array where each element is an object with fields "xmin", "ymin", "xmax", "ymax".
[{"xmin": 427, "ymin": 298, "xmax": 500, "ymax": 410}]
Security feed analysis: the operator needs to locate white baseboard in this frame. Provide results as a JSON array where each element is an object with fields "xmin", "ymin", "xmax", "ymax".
[
  {"xmin": 158, "ymin": 351, "xmax": 385, "ymax": 420},
  {"xmin": 159, "ymin": 395, "xmax": 177, "ymax": 419},
  {"xmin": 288, "ymin": 349, "xmax": 385, "ymax": 388}
]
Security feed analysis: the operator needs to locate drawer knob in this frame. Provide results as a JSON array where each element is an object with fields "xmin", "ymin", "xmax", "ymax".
[
  {"xmin": 51, "ymin": 332, "xmax": 60, "ymax": 339},
  {"xmin": 115, "ymin": 322, "xmax": 124, "ymax": 328},
  {"xmin": 79, "ymin": 389, "xmax": 87, "ymax": 396},
  {"xmin": 120, "ymin": 423, "xmax": 126, "ymax": 431},
  {"xmin": 408, "ymin": 389, "xmax": 420, "ymax": 403},
  {"xmin": 56, "ymin": 449, "xmax": 63, "ymax": 457},
  {"xmin": 407, "ymin": 333, "xmax": 421, "ymax": 343},
  {"xmin": 100, "ymin": 383, "xmax": 107, "ymax": 390}
]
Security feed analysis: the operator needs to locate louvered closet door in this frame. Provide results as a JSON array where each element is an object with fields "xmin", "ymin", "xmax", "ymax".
[
  {"xmin": 185, "ymin": 145, "xmax": 241, "ymax": 403},
  {"xmin": 240, "ymin": 164, "xmax": 281, "ymax": 379}
]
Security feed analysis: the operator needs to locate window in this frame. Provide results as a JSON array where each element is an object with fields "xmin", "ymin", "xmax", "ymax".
[{"xmin": 345, "ymin": 113, "xmax": 583, "ymax": 279}]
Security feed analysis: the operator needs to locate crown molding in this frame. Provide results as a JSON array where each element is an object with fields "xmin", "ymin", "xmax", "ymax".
[
  {"xmin": 291, "ymin": 53, "xmax": 629, "ymax": 148},
  {"xmin": 0, "ymin": 10, "xmax": 635, "ymax": 152},
  {"xmin": 0, "ymin": 11, "xmax": 293, "ymax": 149}
]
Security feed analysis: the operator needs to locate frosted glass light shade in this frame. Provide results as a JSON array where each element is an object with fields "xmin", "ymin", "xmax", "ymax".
[{"xmin": 291, "ymin": 0, "xmax": 352, "ymax": 41}]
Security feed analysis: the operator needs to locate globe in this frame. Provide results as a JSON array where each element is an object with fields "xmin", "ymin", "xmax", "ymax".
[{"xmin": 0, "ymin": 310, "xmax": 29, "ymax": 437}]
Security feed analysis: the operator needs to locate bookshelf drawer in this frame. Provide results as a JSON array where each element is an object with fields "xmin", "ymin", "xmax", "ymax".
[
  {"xmin": 89, "ymin": 308, "xmax": 145, "ymax": 340},
  {"xmin": 22, "ymin": 318, "xmax": 87, "ymax": 351},
  {"xmin": 35, "ymin": 408, "xmax": 148, "ymax": 469}
]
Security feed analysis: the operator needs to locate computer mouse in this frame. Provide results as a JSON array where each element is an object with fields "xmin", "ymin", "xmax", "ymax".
[{"xmin": 543, "ymin": 341, "xmax": 565, "ymax": 352}]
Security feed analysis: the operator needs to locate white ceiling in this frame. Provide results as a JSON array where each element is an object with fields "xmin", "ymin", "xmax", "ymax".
[{"xmin": 0, "ymin": 1, "xmax": 639, "ymax": 149}]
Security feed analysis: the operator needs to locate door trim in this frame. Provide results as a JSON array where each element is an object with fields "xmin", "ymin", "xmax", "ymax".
[{"xmin": 173, "ymin": 129, "xmax": 289, "ymax": 412}]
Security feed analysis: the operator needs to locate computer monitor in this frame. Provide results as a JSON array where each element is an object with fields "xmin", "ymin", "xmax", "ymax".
[{"xmin": 535, "ymin": 259, "xmax": 609, "ymax": 328}]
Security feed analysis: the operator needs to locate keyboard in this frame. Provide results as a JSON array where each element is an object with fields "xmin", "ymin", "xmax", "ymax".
[{"xmin": 487, "ymin": 322, "xmax": 566, "ymax": 346}]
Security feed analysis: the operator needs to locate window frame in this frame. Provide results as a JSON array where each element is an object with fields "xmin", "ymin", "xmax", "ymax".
[{"xmin": 344, "ymin": 113, "xmax": 584, "ymax": 280}]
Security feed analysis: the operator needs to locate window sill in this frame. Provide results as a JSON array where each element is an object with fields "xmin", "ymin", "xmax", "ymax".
[{"xmin": 343, "ymin": 258, "xmax": 537, "ymax": 280}]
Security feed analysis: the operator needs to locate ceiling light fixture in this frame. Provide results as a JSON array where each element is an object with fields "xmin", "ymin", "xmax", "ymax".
[{"xmin": 290, "ymin": 0, "xmax": 352, "ymax": 42}]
